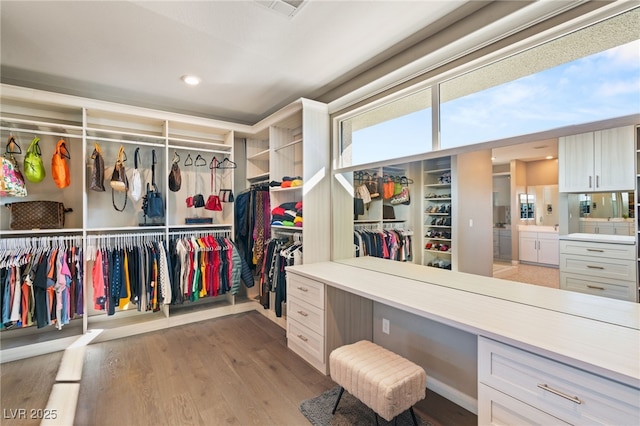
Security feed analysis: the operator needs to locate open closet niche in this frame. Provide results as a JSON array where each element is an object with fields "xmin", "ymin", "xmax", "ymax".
[
  {"xmin": 352, "ymin": 165, "xmax": 416, "ymax": 263},
  {"xmin": 0, "ymin": 84, "xmax": 254, "ymax": 363},
  {"xmin": 237, "ymin": 99, "xmax": 330, "ymax": 328}
]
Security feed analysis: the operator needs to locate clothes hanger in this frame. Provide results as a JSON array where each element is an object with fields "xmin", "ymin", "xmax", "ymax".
[
  {"xmin": 59, "ymin": 140, "xmax": 71, "ymax": 159},
  {"xmin": 184, "ymin": 153, "xmax": 193, "ymax": 166},
  {"xmin": 5, "ymin": 135, "xmax": 22, "ymax": 154},
  {"xmin": 216, "ymin": 157, "xmax": 237, "ymax": 169},
  {"xmin": 194, "ymin": 154, "xmax": 207, "ymax": 167}
]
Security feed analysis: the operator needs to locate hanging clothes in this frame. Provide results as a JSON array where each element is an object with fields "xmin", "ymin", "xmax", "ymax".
[
  {"xmin": 88, "ymin": 237, "xmax": 170, "ymax": 316},
  {"xmin": 235, "ymin": 184, "xmax": 271, "ymax": 271},
  {"xmin": 0, "ymin": 237, "xmax": 83, "ymax": 330},
  {"xmin": 167, "ymin": 233, "xmax": 252, "ymax": 305},
  {"xmin": 259, "ymin": 236, "xmax": 302, "ymax": 317},
  {"xmin": 354, "ymin": 228, "xmax": 413, "ymax": 262}
]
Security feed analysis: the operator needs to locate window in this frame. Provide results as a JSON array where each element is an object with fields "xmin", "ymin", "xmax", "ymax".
[
  {"xmin": 339, "ymin": 87, "xmax": 432, "ymax": 167},
  {"xmin": 337, "ymin": 7, "xmax": 639, "ymax": 166}
]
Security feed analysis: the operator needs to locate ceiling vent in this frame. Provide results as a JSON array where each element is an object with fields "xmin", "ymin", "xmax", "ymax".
[{"xmin": 255, "ymin": 0, "xmax": 307, "ymax": 18}]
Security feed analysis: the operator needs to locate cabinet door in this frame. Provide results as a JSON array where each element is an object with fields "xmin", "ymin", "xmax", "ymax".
[
  {"xmin": 614, "ymin": 222, "xmax": 632, "ymax": 236},
  {"xmin": 595, "ymin": 222, "xmax": 614, "ymax": 235},
  {"xmin": 594, "ymin": 126, "xmax": 635, "ymax": 191},
  {"xmin": 537, "ymin": 235, "xmax": 559, "ymax": 266},
  {"xmin": 558, "ymin": 132, "xmax": 594, "ymax": 192},
  {"xmin": 518, "ymin": 232, "xmax": 538, "ymax": 263}
]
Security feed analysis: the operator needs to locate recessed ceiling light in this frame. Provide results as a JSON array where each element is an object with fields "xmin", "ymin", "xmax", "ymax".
[
  {"xmin": 546, "ymin": 156, "xmax": 554, "ymax": 160},
  {"xmin": 491, "ymin": 157, "xmax": 496, "ymax": 161},
  {"xmin": 181, "ymin": 75, "xmax": 201, "ymax": 86}
]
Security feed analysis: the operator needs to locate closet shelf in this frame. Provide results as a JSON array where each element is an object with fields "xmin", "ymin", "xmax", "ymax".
[
  {"xmin": 86, "ymin": 225, "xmax": 166, "ymax": 233},
  {"xmin": 271, "ymin": 225, "xmax": 302, "ymax": 231},
  {"xmin": 424, "ymin": 183, "xmax": 451, "ymax": 188},
  {"xmin": 0, "ymin": 125, "xmax": 83, "ymax": 139},
  {"xmin": 0, "ymin": 228, "xmax": 84, "ymax": 236},
  {"xmin": 87, "ymin": 134, "xmax": 165, "ymax": 148},
  {"xmin": 1, "ymin": 117, "xmax": 83, "ymax": 135},
  {"xmin": 270, "ymin": 185, "xmax": 302, "ymax": 192},
  {"xmin": 274, "ymin": 137, "xmax": 303, "ymax": 152},
  {"xmin": 168, "ymin": 223, "xmax": 233, "ymax": 230},
  {"xmin": 168, "ymin": 144, "xmax": 231, "ymax": 155},
  {"xmin": 424, "ymin": 167, "xmax": 451, "ymax": 175},
  {"xmin": 248, "ymin": 149, "xmax": 270, "ymax": 161},
  {"xmin": 248, "ymin": 172, "xmax": 270, "ymax": 182},
  {"xmin": 86, "ymin": 127, "xmax": 165, "ymax": 145},
  {"xmin": 168, "ymin": 138, "xmax": 231, "ymax": 151}
]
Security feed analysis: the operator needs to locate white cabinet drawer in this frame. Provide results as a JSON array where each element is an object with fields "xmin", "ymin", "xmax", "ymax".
[
  {"xmin": 559, "ymin": 254, "xmax": 635, "ymax": 281},
  {"xmin": 560, "ymin": 272, "xmax": 636, "ymax": 301},
  {"xmin": 478, "ymin": 337, "xmax": 640, "ymax": 425},
  {"xmin": 478, "ymin": 383, "xmax": 569, "ymax": 426},
  {"xmin": 287, "ymin": 297, "xmax": 324, "ymax": 335},
  {"xmin": 559, "ymin": 240, "xmax": 635, "ymax": 260},
  {"xmin": 287, "ymin": 273, "xmax": 325, "ymax": 309},
  {"xmin": 287, "ymin": 319, "xmax": 324, "ymax": 365}
]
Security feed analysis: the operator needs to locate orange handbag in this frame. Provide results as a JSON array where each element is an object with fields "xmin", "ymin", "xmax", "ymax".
[{"xmin": 52, "ymin": 139, "xmax": 70, "ymax": 188}]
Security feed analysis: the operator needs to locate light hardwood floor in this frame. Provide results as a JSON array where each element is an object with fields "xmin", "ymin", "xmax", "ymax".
[{"xmin": 1, "ymin": 310, "xmax": 476, "ymax": 426}]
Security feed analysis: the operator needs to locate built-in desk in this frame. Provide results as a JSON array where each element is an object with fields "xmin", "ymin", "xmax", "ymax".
[{"xmin": 286, "ymin": 257, "xmax": 640, "ymax": 424}]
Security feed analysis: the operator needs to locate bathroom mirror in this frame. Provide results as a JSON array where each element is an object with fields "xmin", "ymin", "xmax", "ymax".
[{"xmin": 570, "ymin": 192, "xmax": 633, "ymax": 219}]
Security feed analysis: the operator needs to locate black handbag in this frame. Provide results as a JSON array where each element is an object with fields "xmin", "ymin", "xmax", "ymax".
[
  {"xmin": 90, "ymin": 143, "xmax": 106, "ymax": 192},
  {"xmin": 142, "ymin": 150, "xmax": 163, "ymax": 218}
]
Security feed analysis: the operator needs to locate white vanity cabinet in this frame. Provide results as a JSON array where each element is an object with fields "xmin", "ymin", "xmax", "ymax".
[
  {"xmin": 579, "ymin": 219, "xmax": 633, "ymax": 236},
  {"xmin": 519, "ymin": 230, "xmax": 559, "ymax": 266},
  {"xmin": 478, "ymin": 337, "xmax": 640, "ymax": 425},
  {"xmin": 286, "ymin": 273, "xmax": 326, "ymax": 373},
  {"xmin": 559, "ymin": 237, "xmax": 637, "ymax": 301},
  {"xmin": 559, "ymin": 126, "xmax": 635, "ymax": 192}
]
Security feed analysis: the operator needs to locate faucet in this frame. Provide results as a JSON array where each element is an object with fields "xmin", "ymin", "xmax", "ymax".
[{"xmin": 554, "ymin": 224, "xmax": 559, "ymax": 231}]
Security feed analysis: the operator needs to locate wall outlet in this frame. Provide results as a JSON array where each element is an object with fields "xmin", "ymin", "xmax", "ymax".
[{"xmin": 382, "ymin": 318, "xmax": 390, "ymax": 334}]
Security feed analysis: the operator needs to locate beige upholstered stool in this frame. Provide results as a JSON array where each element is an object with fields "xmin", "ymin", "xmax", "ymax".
[{"xmin": 329, "ymin": 340, "xmax": 427, "ymax": 425}]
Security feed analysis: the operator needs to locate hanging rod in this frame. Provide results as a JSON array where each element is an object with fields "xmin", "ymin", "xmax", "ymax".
[{"xmin": 1, "ymin": 126, "xmax": 83, "ymax": 139}]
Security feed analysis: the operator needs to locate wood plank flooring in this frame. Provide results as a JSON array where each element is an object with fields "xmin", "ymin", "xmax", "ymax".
[{"xmin": 1, "ymin": 310, "xmax": 476, "ymax": 426}]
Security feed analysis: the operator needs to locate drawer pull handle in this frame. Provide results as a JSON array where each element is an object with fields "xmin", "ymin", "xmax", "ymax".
[
  {"xmin": 297, "ymin": 310, "xmax": 308, "ymax": 317},
  {"xmin": 297, "ymin": 286, "xmax": 309, "ymax": 292},
  {"xmin": 297, "ymin": 334, "xmax": 308, "ymax": 342},
  {"xmin": 586, "ymin": 249, "xmax": 604, "ymax": 252},
  {"xmin": 587, "ymin": 265, "xmax": 604, "ymax": 270},
  {"xmin": 587, "ymin": 285, "xmax": 605, "ymax": 290},
  {"xmin": 537, "ymin": 384, "xmax": 582, "ymax": 404}
]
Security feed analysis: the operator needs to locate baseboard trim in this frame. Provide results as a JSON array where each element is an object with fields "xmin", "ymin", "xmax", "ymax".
[{"xmin": 426, "ymin": 376, "xmax": 478, "ymax": 415}]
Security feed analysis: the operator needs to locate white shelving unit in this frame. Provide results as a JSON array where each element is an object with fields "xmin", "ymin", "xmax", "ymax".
[
  {"xmin": 423, "ymin": 158, "xmax": 453, "ymax": 270},
  {"xmin": 0, "ymin": 84, "xmax": 254, "ymax": 362}
]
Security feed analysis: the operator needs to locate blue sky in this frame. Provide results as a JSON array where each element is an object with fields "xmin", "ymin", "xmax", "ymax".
[{"xmin": 351, "ymin": 39, "xmax": 640, "ymax": 165}]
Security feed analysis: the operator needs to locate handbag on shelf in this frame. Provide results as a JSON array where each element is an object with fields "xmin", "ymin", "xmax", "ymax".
[
  {"xmin": 142, "ymin": 149, "xmax": 163, "ymax": 219},
  {"xmin": 90, "ymin": 143, "xmax": 106, "ymax": 192},
  {"xmin": 129, "ymin": 147, "xmax": 143, "ymax": 202},
  {"xmin": 5, "ymin": 200, "xmax": 72, "ymax": 230},
  {"xmin": 364, "ymin": 173, "xmax": 380, "ymax": 199},
  {"xmin": 1, "ymin": 137, "xmax": 27, "ymax": 197},
  {"xmin": 110, "ymin": 145, "xmax": 128, "ymax": 212},
  {"xmin": 51, "ymin": 139, "xmax": 71, "ymax": 189},
  {"xmin": 24, "ymin": 136, "xmax": 45, "ymax": 183},
  {"xmin": 382, "ymin": 175, "xmax": 395, "ymax": 200},
  {"xmin": 168, "ymin": 151, "xmax": 181, "ymax": 192},
  {"xmin": 390, "ymin": 176, "xmax": 411, "ymax": 205},
  {"xmin": 205, "ymin": 157, "xmax": 222, "ymax": 211}
]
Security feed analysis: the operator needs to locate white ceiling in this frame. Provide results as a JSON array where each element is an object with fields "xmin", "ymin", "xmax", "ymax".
[{"xmin": 1, "ymin": 0, "xmax": 474, "ymax": 124}]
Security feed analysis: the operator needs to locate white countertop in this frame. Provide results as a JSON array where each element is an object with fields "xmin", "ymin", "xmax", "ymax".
[
  {"xmin": 560, "ymin": 232, "xmax": 636, "ymax": 244},
  {"xmin": 518, "ymin": 225, "xmax": 558, "ymax": 233},
  {"xmin": 287, "ymin": 258, "xmax": 640, "ymax": 388}
]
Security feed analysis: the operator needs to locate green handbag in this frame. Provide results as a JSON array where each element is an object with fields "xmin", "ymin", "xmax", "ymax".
[{"xmin": 24, "ymin": 136, "xmax": 46, "ymax": 183}]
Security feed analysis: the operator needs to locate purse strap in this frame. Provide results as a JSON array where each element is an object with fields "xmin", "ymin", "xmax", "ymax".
[
  {"xmin": 27, "ymin": 137, "xmax": 41, "ymax": 155},
  {"xmin": 210, "ymin": 156, "xmax": 218, "ymax": 193},
  {"xmin": 112, "ymin": 187, "xmax": 127, "ymax": 212},
  {"xmin": 134, "ymin": 147, "xmax": 140, "ymax": 170},
  {"xmin": 151, "ymin": 149, "xmax": 157, "ymax": 187}
]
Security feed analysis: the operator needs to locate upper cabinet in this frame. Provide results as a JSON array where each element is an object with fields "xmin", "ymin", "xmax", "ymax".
[{"xmin": 559, "ymin": 126, "xmax": 635, "ymax": 192}]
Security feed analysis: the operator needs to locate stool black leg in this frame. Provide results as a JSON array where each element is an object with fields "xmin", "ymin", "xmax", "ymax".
[
  {"xmin": 374, "ymin": 412, "xmax": 379, "ymax": 426},
  {"xmin": 332, "ymin": 387, "xmax": 345, "ymax": 414},
  {"xmin": 409, "ymin": 406, "xmax": 419, "ymax": 426}
]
